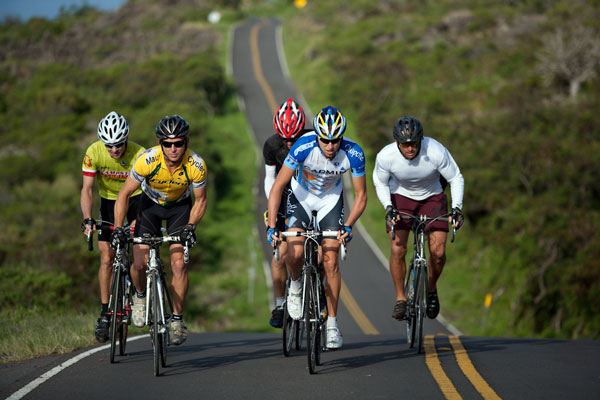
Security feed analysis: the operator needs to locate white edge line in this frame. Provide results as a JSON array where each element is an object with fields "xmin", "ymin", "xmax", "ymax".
[{"xmin": 6, "ymin": 335, "xmax": 146, "ymax": 400}]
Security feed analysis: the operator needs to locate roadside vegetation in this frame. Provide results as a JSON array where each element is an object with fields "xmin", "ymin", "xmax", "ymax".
[{"xmin": 0, "ymin": 0, "xmax": 270, "ymax": 364}]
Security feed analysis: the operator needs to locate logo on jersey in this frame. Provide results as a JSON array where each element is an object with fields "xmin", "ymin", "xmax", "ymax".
[
  {"xmin": 83, "ymin": 155, "xmax": 93, "ymax": 168},
  {"xmin": 346, "ymin": 147, "xmax": 364, "ymax": 162}
]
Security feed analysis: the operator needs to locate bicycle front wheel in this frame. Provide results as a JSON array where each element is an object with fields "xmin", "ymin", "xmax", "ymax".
[
  {"xmin": 158, "ymin": 275, "xmax": 168, "ymax": 368},
  {"xmin": 109, "ymin": 265, "xmax": 122, "ymax": 364},
  {"xmin": 151, "ymin": 271, "xmax": 160, "ymax": 376},
  {"xmin": 404, "ymin": 261, "xmax": 416, "ymax": 349},
  {"xmin": 415, "ymin": 263, "xmax": 427, "ymax": 354},
  {"xmin": 305, "ymin": 271, "xmax": 318, "ymax": 374}
]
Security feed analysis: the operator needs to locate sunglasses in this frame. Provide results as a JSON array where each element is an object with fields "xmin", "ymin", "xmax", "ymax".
[
  {"xmin": 319, "ymin": 137, "xmax": 341, "ymax": 145},
  {"xmin": 283, "ymin": 138, "xmax": 297, "ymax": 143},
  {"xmin": 399, "ymin": 142, "xmax": 419, "ymax": 148},
  {"xmin": 161, "ymin": 140, "xmax": 186, "ymax": 148},
  {"xmin": 105, "ymin": 142, "xmax": 126, "ymax": 149}
]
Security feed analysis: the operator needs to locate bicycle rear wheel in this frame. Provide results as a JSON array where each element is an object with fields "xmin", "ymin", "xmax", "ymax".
[
  {"xmin": 109, "ymin": 265, "xmax": 122, "ymax": 364},
  {"xmin": 404, "ymin": 261, "xmax": 416, "ymax": 349},
  {"xmin": 151, "ymin": 272, "xmax": 160, "ymax": 376},
  {"xmin": 296, "ymin": 320, "xmax": 304, "ymax": 351}
]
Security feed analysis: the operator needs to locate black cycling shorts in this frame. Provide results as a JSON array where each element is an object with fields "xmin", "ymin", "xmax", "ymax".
[
  {"xmin": 286, "ymin": 191, "xmax": 344, "ymax": 231},
  {"xmin": 134, "ymin": 193, "xmax": 191, "ymax": 245},
  {"xmin": 98, "ymin": 195, "xmax": 141, "ymax": 242}
]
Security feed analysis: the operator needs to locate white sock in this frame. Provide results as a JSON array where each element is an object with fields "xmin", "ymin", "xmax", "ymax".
[
  {"xmin": 275, "ymin": 297, "xmax": 285, "ymax": 308},
  {"xmin": 290, "ymin": 279, "xmax": 302, "ymax": 292},
  {"xmin": 327, "ymin": 316, "xmax": 338, "ymax": 329}
]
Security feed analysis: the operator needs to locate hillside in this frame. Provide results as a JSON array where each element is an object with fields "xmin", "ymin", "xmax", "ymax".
[{"xmin": 279, "ymin": 0, "xmax": 600, "ymax": 338}]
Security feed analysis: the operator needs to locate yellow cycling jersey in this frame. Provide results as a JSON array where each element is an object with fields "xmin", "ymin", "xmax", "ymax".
[
  {"xmin": 131, "ymin": 145, "xmax": 207, "ymax": 205},
  {"xmin": 82, "ymin": 140, "xmax": 145, "ymax": 200}
]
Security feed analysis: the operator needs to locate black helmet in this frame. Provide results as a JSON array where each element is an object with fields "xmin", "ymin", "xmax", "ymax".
[
  {"xmin": 155, "ymin": 115, "xmax": 189, "ymax": 140},
  {"xmin": 393, "ymin": 116, "xmax": 423, "ymax": 143}
]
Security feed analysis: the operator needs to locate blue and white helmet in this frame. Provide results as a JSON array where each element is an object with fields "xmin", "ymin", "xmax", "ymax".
[
  {"xmin": 97, "ymin": 111, "xmax": 129, "ymax": 145},
  {"xmin": 313, "ymin": 106, "xmax": 346, "ymax": 140}
]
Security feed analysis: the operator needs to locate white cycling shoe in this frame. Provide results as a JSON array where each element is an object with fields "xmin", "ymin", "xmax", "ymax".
[
  {"xmin": 286, "ymin": 287, "xmax": 303, "ymax": 320},
  {"xmin": 131, "ymin": 296, "xmax": 146, "ymax": 328},
  {"xmin": 326, "ymin": 326, "xmax": 343, "ymax": 349}
]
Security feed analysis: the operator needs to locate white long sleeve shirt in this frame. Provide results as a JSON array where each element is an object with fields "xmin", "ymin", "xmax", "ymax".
[{"xmin": 373, "ymin": 137, "xmax": 464, "ymax": 210}]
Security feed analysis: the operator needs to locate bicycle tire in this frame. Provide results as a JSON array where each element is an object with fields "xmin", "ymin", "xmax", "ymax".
[
  {"xmin": 282, "ymin": 303, "xmax": 295, "ymax": 356},
  {"xmin": 416, "ymin": 262, "xmax": 427, "ymax": 354},
  {"xmin": 119, "ymin": 275, "xmax": 131, "ymax": 356},
  {"xmin": 404, "ymin": 261, "xmax": 416, "ymax": 349},
  {"xmin": 109, "ymin": 265, "xmax": 121, "ymax": 364},
  {"xmin": 151, "ymin": 272, "xmax": 160, "ymax": 376},
  {"xmin": 159, "ymin": 275, "xmax": 168, "ymax": 368},
  {"xmin": 296, "ymin": 320, "xmax": 303, "ymax": 351}
]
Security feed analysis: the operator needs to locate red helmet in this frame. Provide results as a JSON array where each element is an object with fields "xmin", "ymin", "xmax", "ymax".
[{"xmin": 273, "ymin": 98, "xmax": 305, "ymax": 139}]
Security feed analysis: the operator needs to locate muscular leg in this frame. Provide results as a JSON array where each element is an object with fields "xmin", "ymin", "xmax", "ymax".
[
  {"xmin": 169, "ymin": 244, "xmax": 188, "ymax": 315},
  {"xmin": 131, "ymin": 244, "xmax": 149, "ymax": 294},
  {"xmin": 97, "ymin": 241, "xmax": 115, "ymax": 304},
  {"xmin": 427, "ymin": 231, "xmax": 447, "ymax": 292},
  {"xmin": 271, "ymin": 241, "xmax": 288, "ymax": 300},
  {"xmin": 389, "ymin": 229, "xmax": 410, "ymax": 301},
  {"xmin": 285, "ymin": 229, "xmax": 305, "ymax": 282},
  {"xmin": 322, "ymin": 239, "xmax": 340, "ymax": 317}
]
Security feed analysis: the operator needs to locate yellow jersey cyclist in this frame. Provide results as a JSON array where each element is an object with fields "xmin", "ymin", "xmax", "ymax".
[
  {"xmin": 80, "ymin": 111, "xmax": 145, "ymax": 343},
  {"xmin": 111, "ymin": 115, "xmax": 208, "ymax": 346}
]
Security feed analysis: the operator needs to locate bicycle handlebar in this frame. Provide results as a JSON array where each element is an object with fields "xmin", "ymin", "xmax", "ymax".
[
  {"xmin": 273, "ymin": 230, "xmax": 347, "ymax": 261},
  {"xmin": 387, "ymin": 212, "xmax": 457, "ymax": 243},
  {"xmin": 132, "ymin": 235, "xmax": 190, "ymax": 264}
]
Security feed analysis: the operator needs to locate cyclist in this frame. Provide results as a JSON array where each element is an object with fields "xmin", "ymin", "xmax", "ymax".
[
  {"xmin": 80, "ymin": 111, "xmax": 145, "ymax": 343},
  {"xmin": 111, "ymin": 115, "xmax": 208, "ymax": 346},
  {"xmin": 372, "ymin": 116, "xmax": 464, "ymax": 321},
  {"xmin": 267, "ymin": 106, "xmax": 367, "ymax": 349},
  {"xmin": 263, "ymin": 98, "xmax": 308, "ymax": 328}
]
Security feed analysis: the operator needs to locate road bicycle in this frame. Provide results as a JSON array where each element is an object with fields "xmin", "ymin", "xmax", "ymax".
[
  {"xmin": 388, "ymin": 212, "xmax": 456, "ymax": 354},
  {"xmin": 84, "ymin": 220, "xmax": 133, "ymax": 363},
  {"xmin": 276, "ymin": 212, "xmax": 346, "ymax": 374},
  {"xmin": 107, "ymin": 223, "xmax": 134, "ymax": 363},
  {"xmin": 132, "ymin": 231, "xmax": 189, "ymax": 377}
]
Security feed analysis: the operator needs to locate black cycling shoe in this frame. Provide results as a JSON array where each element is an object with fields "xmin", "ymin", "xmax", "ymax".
[
  {"xmin": 426, "ymin": 291, "xmax": 440, "ymax": 319},
  {"xmin": 95, "ymin": 315, "xmax": 110, "ymax": 343},
  {"xmin": 269, "ymin": 306, "xmax": 284, "ymax": 328},
  {"xmin": 392, "ymin": 300, "xmax": 408, "ymax": 320}
]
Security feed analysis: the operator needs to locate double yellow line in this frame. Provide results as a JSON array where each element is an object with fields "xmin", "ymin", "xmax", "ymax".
[{"xmin": 426, "ymin": 334, "xmax": 502, "ymax": 400}]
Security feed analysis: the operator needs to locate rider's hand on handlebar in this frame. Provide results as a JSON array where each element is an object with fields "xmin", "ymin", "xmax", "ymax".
[
  {"xmin": 385, "ymin": 205, "xmax": 399, "ymax": 225},
  {"xmin": 81, "ymin": 217, "xmax": 96, "ymax": 234},
  {"xmin": 181, "ymin": 224, "xmax": 197, "ymax": 248},
  {"xmin": 110, "ymin": 227, "xmax": 127, "ymax": 250},
  {"xmin": 339, "ymin": 225, "xmax": 352, "ymax": 243},
  {"xmin": 266, "ymin": 226, "xmax": 280, "ymax": 247},
  {"xmin": 451, "ymin": 207, "xmax": 464, "ymax": 230}
]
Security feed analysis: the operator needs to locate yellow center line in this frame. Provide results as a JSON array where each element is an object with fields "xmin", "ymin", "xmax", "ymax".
[
  {"xmin": 449, "ymin": 335, "xmax": 502, "ymax": 400},
  {"xmin": 250, "ymin": 19, "xmax": 278, "ymax": 113},
  {"xmin": 340, "ymin": 280, "xmax": 379, "ymax": 334},
  {"xmin": 249, "ymin": 18, "xmax": 379, "ymax": 336},
  {"xmin": 425, "ymin": 335, "xmax": 463, "ymax": 400}
]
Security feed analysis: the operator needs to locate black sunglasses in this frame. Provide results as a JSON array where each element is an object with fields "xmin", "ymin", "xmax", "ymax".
[
  {"xmin": 282, "ymin": 138, "xmax": 297, "ymax": 143},
  {"xmin": 105, "ymin": 142, "xmax": 126, "ymax": 149},
  {"xmin": 161, "ymin": 140, "xmax": 186, "ymax": 148},
  {"xmin": 319, "ymin": 137, "xmax": 341, "ymax": 145}
]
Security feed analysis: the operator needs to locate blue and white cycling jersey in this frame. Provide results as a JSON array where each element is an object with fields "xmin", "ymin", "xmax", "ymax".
[{"xmin": 284, "ymin": 132, "xmax": 366, "ymax": 197}]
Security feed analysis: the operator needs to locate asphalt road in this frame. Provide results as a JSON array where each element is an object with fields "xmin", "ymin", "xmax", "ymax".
[{"xmin": 2, "ymin": 16, "xmax": 599, "ymax": 400}]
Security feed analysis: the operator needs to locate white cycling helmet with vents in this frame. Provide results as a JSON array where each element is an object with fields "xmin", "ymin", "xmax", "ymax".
[{"xmin": 97, "ymin": 111, "xmax": 129, "ymax": 145}]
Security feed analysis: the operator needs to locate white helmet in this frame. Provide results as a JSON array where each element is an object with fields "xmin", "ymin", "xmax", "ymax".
[{"xmin": 97, "ymin": 111, "xmax": 129, "ymax": 145}]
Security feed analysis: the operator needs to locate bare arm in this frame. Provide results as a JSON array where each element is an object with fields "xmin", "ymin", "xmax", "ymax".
[
  {"xmin": 345, "ymin": 174, "xmax": 367, "ymax": 227},
  {"xmin": 114, "ymin": 176, "xmax": 141, "ymax": 228},
  {"xmin": 188, "ymin": 185, "xmax": 207, "ymax": 226},
  {"xmin": 80, "ymin": 175, "xmax": 96, "ymax": 233},
  {"xmin": 267, "ymin": 164, "xmax": 295, "ymax": 229}
]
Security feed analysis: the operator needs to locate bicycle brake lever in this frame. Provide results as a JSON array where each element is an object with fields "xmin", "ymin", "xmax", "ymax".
[
  {"xmin": 87, "ymin": 230, "xmax": 93, "ymax": 251},
  {"xmin": 184, "ymin": 242, "xmax": 190, "ymax": 263}
]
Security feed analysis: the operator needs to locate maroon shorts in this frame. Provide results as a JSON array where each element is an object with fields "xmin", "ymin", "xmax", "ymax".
[{"xmin": 386, "ymin": 193, "xmax": 449, "ymax": 233}]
